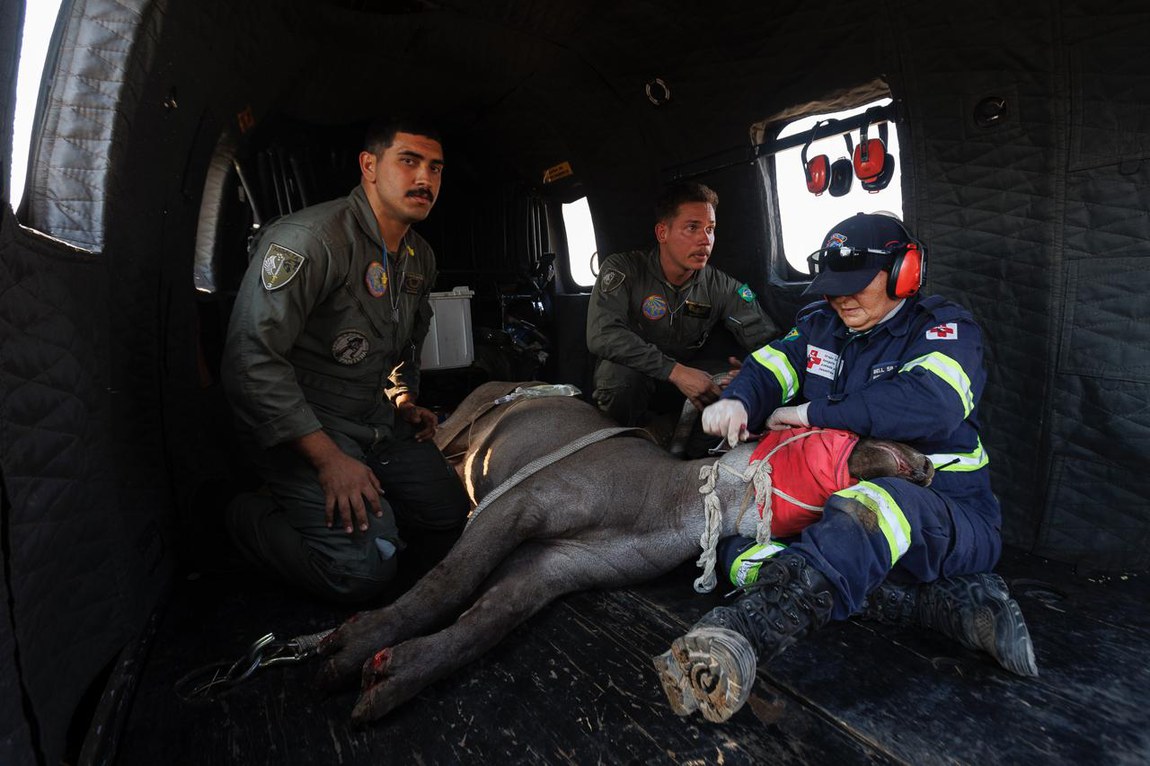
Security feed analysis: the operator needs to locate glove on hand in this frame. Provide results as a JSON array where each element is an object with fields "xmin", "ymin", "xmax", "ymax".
[
  {"xmin": 702, "ymin": 399, "xmax": 749, "ymax": 448},
  {"xmin": 766, "ymin": 402, "xmax": 810, "ymax": 431}
]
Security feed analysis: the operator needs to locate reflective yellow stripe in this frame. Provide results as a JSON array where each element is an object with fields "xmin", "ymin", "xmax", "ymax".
[
  {"xmin": 835, "ymin": 482, "xmax": 911, "ymax": 566},
  {"xmin": 751, "ymin": 345, "xmax": 799, "ymax": 403},
  {"xmin": 730, "ymin": 541, "xmax": 788, "ymax": 587},
  {"xmin": 928, "ymin": 437, "xmax": 990, "ymax": 472},
  {"xmin": 900, "ymin": 352, "xmax": 974, "ymax": 417}
]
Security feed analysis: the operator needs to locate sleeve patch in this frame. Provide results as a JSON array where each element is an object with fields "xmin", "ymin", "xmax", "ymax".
[
  {"xmin": 737, "ymin": 283, "xmax": 756, "ymax": 302},
  {"xmin": 261, "ymin": 243, "xmax": 307, "ymax": 291},
  {"xmin": 926, "ymin": 322, "xmax": 959, "ymax": 340},
  {"xmin": 599, "ymin": 268, "xmax": 626, "ymax": 293},
  {"xmin": 783, "ymin": 327, "xmax": 801, "ymax": 341}
]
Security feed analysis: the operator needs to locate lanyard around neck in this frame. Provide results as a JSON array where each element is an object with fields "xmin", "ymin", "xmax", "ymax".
[{"xmin": 382, "ymin": 235, "xmax": 410, "ymax": 321}]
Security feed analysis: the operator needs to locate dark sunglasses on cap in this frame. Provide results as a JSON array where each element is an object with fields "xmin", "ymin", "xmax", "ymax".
[{"xmin": 806, "ymin": 245, "xmax": 897, "ymax": 275}]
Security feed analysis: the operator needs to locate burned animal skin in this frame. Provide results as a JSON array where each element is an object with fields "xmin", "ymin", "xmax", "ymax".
[{"xmin": 313, "ymin": 382, "xmax": 934, "ymax": 724}]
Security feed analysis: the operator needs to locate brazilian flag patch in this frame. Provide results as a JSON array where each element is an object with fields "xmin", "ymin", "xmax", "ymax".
[{"xmin": 737, "ymin": 283, "xmax": 756, "ymax": 303}]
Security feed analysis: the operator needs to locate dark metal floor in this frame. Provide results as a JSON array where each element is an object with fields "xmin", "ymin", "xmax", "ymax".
[{"xmin": 114, "ymin": 547, "xmax": 1150, "ymax": 765}]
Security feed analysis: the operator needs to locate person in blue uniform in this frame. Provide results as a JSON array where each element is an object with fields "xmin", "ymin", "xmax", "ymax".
[{"xmin": 654, "ymin": 213, "xmax": 1037, "ymax": 724}]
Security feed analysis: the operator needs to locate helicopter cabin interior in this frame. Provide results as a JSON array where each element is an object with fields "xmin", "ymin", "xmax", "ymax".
[{"xmin": 0, "ymin": 1, "xmax": 1148, "ymax": 764}]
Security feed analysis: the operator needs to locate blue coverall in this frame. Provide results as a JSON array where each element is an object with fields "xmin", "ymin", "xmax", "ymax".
[{"xmin": 722, "ymin": 294, "xmax": 1001, "ymax": 620}]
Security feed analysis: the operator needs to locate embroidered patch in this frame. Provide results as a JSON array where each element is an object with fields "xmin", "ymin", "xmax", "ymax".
[
  {"xmin": 737, "ymin": 283, "xmax": 756, "ymax": 303},
  {"xmin": 684, "ymin": 300, "xmax": 712, "ymax": 319},
  {"xmin": 926, "ymin": 322, "xmax": 959, "ymax": 340},
  {"xmin": 805, "ymin": 344, "xmax": 839, "ymax": 380},
  {"xmin": 332, "ymin": 331, "xmax": 370, "ymax": 365},
  {"xmin": 871, "ymin": 362, "xmax": 898, "ymax": 381},
  {"xmin": 642, "ymin": 294, "xmax": 668, "ymax": 320},
  {"xmin": 599, "ymin": 268, "xmax": 625, "ymax": 294},
  {"xmin": 783, "ymin": 327, "xmax": 800, "ymax": 342},
  {"xmin": 824, "ymin": 232, "xmax": 848, "ymax": 248},
  {"xmin": 403, "ymin": 273, "xmax": 424, "ymax": 295},
  {"xmin": 261, "ymin": 244, "xmax": 306, "ymax": 291},
  {"xmin": 364, "ymin": 262, "xmax": 388, "ymax": 298}
]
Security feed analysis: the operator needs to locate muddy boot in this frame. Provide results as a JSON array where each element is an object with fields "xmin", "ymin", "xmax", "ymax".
[
  {"xmin": 653, "ymin": 554, "xmax": 834, "ymax": 723},
  {"xmin": 862, "ymin": 572, "xmax": 1038, "ymax": 677}
]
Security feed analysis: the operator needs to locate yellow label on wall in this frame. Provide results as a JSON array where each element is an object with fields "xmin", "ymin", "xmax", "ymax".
[{"xmin": 543, "ymin": 161, "xmax": 574, "ymax": 183}]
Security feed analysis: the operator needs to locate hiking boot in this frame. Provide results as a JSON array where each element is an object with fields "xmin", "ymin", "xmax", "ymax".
[
  {"xmin": 653, "ymin": 554, "xmax": 834, "ymax": 723},
  {"xmin": 862, "ymin": 572, "xmax": 1039, "ymax": 677}
]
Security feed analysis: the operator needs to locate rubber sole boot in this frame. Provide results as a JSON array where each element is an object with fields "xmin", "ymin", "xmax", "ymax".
[
  {"xmin": 653, "ymin": 555, "xmax": 834, "ymax": 723},
  {"xmin": 864, "ymin": 572, "xmax": 1039, "ymax": 677},
  {"xmin": 653, "ymin": 626, "xmax": 757, "ymax": 722}
]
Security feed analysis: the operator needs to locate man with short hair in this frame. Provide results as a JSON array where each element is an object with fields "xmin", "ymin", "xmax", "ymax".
[
  {"xmin": 586, "ymin": 183, "xmax": 777, "ymax": 430},
  {"xmin": 222, "ymin": 118, "xmax": 469, "ymax": 603},
  {"xmin": 655, "ymin": 212, "xmax": 1037, "ymax": 723}
]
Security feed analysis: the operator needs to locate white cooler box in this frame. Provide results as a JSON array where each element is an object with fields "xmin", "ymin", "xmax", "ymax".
[{"xmin": 420, "ymin": 286, "xmax": 476, "ymax": 370}]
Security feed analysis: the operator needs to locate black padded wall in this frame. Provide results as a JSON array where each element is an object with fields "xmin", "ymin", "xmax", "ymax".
[{"xmin": 1038, "ymin": 7, "xmax": 1150, "ymax": 569}]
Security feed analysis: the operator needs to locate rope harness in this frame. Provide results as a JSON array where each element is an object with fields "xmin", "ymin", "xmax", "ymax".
[
  {"xmin": 693, "ymin": 429, "xmax": 828, "ymax": 594},
  {"xmin": 466, "ymin": 425, "xmax": 650, "ymax": 528}
]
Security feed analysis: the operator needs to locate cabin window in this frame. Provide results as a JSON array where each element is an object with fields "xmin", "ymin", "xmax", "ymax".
[
  {"xmin": 562, "ymin": 196, "xmax": 599, "ymax": 289},
  {"xmin": 8, "ymin": 0, "xmax": 66, "ymax": 211},
  {"xmin": 772, "ymin": 98, "xmax": 903, "ymax": 275}
]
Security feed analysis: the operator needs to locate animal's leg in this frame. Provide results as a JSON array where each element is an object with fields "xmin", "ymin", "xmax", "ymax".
[
  {"xmin": 348, "ymin": 542, "xmax": 585, "ymax": 724},
  {"xmin": 315, "ymin": 493, "xmax": 561, "ymax": 690}
]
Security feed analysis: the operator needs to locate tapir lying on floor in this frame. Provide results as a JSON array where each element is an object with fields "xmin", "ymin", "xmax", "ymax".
[{"xmin": 313, "ymin": 381, "xmax": 934, "ymax": 723}]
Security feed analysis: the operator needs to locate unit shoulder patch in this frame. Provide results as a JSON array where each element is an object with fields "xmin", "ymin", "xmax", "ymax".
[
  {"xmin": 599, "ymin": 268, "xmax": 626, "ymax": 294},
  {"xmin": 783, "ymin": 327, "xmax": 801, "ymax": 342},
  {"xmin": 737, "ymin": 283, "xmax": 756, "ymax": 303},
  {"xmin": 926, "ymin": 322, "xmax": 959, "ymax": 340},
  {"xmin": 261, "ymin": 244, "xmax": 307, "ymax": 291}
]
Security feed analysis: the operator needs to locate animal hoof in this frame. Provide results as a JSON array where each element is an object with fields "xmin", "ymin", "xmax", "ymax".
[{"xmin": 656, "ymin": 626, "xmax": 755, "ymax": 723}]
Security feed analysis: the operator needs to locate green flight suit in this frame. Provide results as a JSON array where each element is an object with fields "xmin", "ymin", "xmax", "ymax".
[
  {"xmin": 586, "ymin": 249, "xmax": 777, "ymax": 426},
  {"xmin": 222, "ymin": 185, "xmax": 468, "ymax": 603}
]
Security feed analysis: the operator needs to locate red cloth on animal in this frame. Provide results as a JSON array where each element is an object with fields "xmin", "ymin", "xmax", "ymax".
[{"xmin": 748, "ymin": 427, "xmax": 859, "ymax": 538}]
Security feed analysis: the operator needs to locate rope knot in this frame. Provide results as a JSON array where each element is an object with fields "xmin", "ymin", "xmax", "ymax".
[{"xmin": 692, "ymin": 430, "xmax": 827, "ymax": 594}]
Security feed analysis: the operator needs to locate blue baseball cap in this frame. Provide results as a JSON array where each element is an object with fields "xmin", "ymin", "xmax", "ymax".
[{"xmin": 803, "ymin": 213, "xmax": 911, "ymax": 297}]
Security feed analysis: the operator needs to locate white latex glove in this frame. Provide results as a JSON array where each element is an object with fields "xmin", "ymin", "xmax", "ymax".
[
  {"xmin": 701, "ymin": 399, "xmax": 749, "ymax": 448},
  {"xmin": 766, "ymin": 402, "xmax": 810, "ymax": 431}
]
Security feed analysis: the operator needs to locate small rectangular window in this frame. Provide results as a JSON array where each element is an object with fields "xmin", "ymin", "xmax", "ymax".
[
  {"xmin": 771, "ymin": 98, "xmax": 903, "ymax": 274},
  {"xmin": 562, "ymin": 196, "xmax": 599, "ymax": 288}
]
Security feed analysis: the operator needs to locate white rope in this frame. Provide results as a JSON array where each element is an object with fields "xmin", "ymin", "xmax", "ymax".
[{"xmin": 693, "ymin": 429, "xmax": 828, "ymax": 593}]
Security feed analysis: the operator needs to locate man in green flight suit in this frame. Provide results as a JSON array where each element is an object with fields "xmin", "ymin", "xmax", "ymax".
[
  {"xmin": 221, "ymin": 118, "xmax": 469, "ymax": 603},
  {"xmin": 586, "ymin": 182, "xmax": 779, "ymax": 432}
]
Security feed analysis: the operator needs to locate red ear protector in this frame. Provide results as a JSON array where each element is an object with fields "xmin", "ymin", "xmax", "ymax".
[
  {"xmin": 885, "ymin": 220, "xmax": 926, "ymax": 299},
  {"xmin": 863, "ymin": 147, "xmax": 895, "ymax": 192},
  {"xmin": 802, "ymin": 121, "xmax": 831, "ymax": 195},
  {"xmin": 856, "ymin": 116, "xmax": 896, "ymax": 192},
  {"xmin": 887, "ymin": 242, "xmax": 924, "ymax": 298},
  {"xmin": 808, "ymin": 220, "xmax": 926, "ymax": 299},
  {"xmin": 853, "ymin": 119, "xmax": 887, "ymax": 181}
]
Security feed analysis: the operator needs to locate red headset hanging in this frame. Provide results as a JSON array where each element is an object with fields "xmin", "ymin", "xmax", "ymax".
[
  {"xmin": 802, "ymin": 120, "xmax": 855, "ymax": 197},
  {"xmin": 854, "ymin": 108, "xmax": 896, "ymax": 192},
  {"xmin": 801, "ymin": 120, "xmax": 831, "ymax": 195}
]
